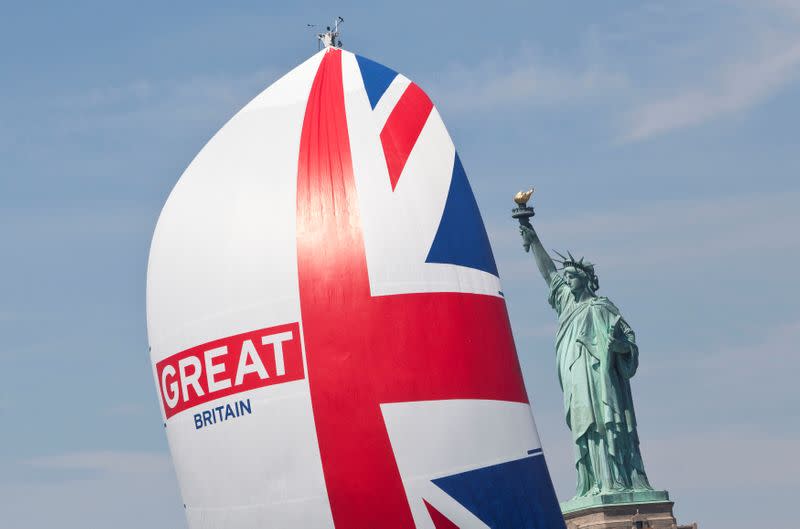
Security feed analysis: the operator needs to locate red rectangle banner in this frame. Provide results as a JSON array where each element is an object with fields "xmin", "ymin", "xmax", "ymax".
[{"xmin": 156, "ymin": 322, "xmax": 304, "ymax": 418}]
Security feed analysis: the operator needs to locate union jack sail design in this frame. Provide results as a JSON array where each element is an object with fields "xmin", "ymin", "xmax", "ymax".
[{"xmin": 147, "ymin": 47, "xmax": 565, "ymax": 529}]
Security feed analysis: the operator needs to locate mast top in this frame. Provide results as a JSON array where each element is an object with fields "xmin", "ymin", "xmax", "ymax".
[{"xmin": 315, "ymin": 16, "xmax": 344, "ymax": 48}]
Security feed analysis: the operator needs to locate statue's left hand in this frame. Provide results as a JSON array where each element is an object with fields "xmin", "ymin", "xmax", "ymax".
[{"xmin": 610, "ymin": 338, "xmax": 632, "ymax": 355}]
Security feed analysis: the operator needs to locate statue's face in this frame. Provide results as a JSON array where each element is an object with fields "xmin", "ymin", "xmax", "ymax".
[{"xmin": 564, "ymin": 269, "xmax": 587, "ymax": 295}]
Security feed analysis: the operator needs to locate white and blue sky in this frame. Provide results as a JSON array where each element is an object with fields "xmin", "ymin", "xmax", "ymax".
[{"xmin": 1, "ymin": 1, "xmax": 798, "ymax": 528}]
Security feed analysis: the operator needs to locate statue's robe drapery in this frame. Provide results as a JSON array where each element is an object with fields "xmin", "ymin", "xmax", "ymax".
[{"xmin": 549, "ymin": 274, "xmax": 652, "ymax": 496}]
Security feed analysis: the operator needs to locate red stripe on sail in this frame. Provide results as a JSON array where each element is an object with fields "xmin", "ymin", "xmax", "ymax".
[
  {"xmin": 296, "ymin": 49, "xmax": 528, "ymax": 529},
  {"xmin": 424, "ymin": 500, "xmax": 461, "ymax": 529},
  {"xmin": 380, "ymin": 82, "xmax": 434, "ymax": 190}
]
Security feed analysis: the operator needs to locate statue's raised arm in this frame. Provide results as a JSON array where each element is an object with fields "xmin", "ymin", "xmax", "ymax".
[
  {"xmin": 519, "ymin": 223, "xmax": 557, "ymax": 284},
  {"xmin": 511, "ymin": 189, "xmax": 557, "ymax": 284}
]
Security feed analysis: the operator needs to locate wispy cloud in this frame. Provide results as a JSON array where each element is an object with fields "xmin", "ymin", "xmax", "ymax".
[
  {"xmin": 624, "ymin": 39, "xmax": 800, "ymax": 141},
  {"xmin": 49, "ymin": 68, "xmax": 281, "ymax": 137},
  {"xmin": 426, "ymin": 48, "xmax": 628, "ymax": 114},
  {"xmin": 494, "ymin": 190, "xmax": 800, "ymax": 281},
  {"xmin": 415, "ymin": 3, "xmax": 800, "ymax": 141},
  {"xmin": 623, "ymin": 2, "xmax": 800, "ymax": 141}
]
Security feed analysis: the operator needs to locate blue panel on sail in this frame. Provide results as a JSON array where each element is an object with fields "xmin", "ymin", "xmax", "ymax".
[
  {"xmin": 432, "ymin": 455, "xmax": 565, "ymax": 529},
  {"xmin": 356, "ymin": 54, "xmax": 398, "ymax": 109},
  {"xmin": 426, "ymin": 153, "xmax": 499, "ymax": 276}
]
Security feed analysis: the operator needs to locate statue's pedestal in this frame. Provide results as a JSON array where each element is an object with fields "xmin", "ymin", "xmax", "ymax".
[
  {"xmin": 561, "ymin": 492, "xmax": 697, "ymax": 529},
  {"xmin": 561, "ymin": 490, "xmax": 670, "ymax": 513}
]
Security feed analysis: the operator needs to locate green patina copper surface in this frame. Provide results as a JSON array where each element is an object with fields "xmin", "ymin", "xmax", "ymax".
[
  {"xmin": 515, "ymin": 199, "xmax": 668, "ymax": 512},
  {"xmin": 560, "ymin": 490, "xmax": 669, "ymax": 514}
]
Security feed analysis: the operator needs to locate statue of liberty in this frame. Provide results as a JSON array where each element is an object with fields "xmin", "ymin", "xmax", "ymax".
[{"xmin": 513, "ymin": 192, "xmax": 666, "ymax": 510}]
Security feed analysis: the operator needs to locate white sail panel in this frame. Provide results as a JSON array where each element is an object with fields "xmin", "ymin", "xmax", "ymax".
[{"xmin": 147, "ymin": 47, "xmax": 564, "ymax": 529}]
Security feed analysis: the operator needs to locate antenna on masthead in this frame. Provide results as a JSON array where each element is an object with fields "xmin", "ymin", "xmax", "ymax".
[{"xmin": 313, "ymin": 16, "xmax": 344, "ymax": 49}]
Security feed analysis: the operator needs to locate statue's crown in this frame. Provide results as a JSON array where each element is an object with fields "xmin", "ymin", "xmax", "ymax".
[{"xmin": 553, "ymin": 250, "xmax": 599, "ymax": 292}]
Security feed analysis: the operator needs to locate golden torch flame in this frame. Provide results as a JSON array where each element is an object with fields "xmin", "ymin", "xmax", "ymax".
[{"xmin": 514, "ymin": 188, "xmax": 534, "ymax": 205}]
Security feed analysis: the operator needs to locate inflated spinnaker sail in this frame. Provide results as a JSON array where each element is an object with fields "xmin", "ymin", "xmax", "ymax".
[{"xmin": 147, "ymin": 47, "xmax": 565, "ymax": 529}]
